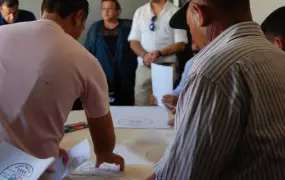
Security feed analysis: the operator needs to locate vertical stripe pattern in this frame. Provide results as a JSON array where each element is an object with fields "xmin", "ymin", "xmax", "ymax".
[{"xmin": 155, "ymin": 22, "xmax": 285, "ymax": 180}]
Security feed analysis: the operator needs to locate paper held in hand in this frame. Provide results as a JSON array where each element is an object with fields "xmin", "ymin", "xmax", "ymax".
[
  {"xmin": 0, "ymin": 141, "xmax": 55, "ymax": 180},
  {"xmin": 151, "ymin": 63, "xmax": 173, "ymax": 108}
]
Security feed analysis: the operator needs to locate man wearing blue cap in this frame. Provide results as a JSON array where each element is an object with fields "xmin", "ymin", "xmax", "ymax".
[{"xmin": 148, "ymin": 0, "xmax": 285, "ymax": 179}]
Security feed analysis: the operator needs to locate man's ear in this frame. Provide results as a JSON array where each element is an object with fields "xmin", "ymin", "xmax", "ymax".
[
  {"xmin": 274, "ymin": 37, "xmax": 285, "ymax": 50},
  {"xmin": 72, "ymin": 10, "xmax": 85, "ymax": 27},
  {"xmin": 191, "ymin": 3, "xmax": 209, "ymax": 27}
]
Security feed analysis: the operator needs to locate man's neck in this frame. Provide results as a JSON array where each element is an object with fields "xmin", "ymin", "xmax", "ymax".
[
  {"xmin": 204, "ymin": 12, "xmax": 253, "ymax": 45},
  {"xmin": 150, "ymin": 0, "xmax": 167, "ymax": 15},
  {"xmin": 41, "ymin": 13, "xmax": 69, "ymax": 33},
  {"xmin": 104, "ymin": 18, "xmax": 119, "ymax": 29}
]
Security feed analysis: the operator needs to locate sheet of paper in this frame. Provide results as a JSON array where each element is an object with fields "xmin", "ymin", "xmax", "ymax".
[
  {"xmin": 72, "ymin": 144, "xmax": 153, "ymax": 176},
  {"xmin": 110, "ymin": 106, "xmax": 170, "ymax": 129},
  {"xmin": 0, "ymin": 141, "xmax": 55, "ymax": 180},
  {"xmin": 121, "ymin": 131, "xmax": 169, "ymax": 164},
  {"xmin": 151, "ymin": 63, "xmax": 173, "ymax": 107},
  {"xmin": 52, "ymin": 139, "xmax": 90, "ymax": 180}
]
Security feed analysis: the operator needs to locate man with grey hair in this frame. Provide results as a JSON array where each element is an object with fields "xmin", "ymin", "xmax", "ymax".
[{"xmin": 147, "ymin": 0, "xmax": 285, "ymax": 179}]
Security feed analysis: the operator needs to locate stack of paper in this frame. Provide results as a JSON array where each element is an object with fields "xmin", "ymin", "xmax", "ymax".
[{"xmin": 0, "ymin": 141, "xmax": 55, "ymax": 180}]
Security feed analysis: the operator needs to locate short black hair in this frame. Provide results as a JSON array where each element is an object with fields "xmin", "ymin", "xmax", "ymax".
[
  {"xmin": 102, "ymin": 0, "xmax": 121, "ymax": 11},
  {"xmin": 261, "ymin": 6, "xmax": 285, "ymax": 37},
  {"xmin": 41, "ymin": 0, "xmax": 89, "ymax": 20},
  {"xmin": 0, "ymin": 0, "xmax": 19, "ymax": 7}
]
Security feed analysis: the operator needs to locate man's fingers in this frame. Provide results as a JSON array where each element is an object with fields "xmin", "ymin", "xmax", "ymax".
[
  {"xmin": 46, "ymin": 166, "xmax": 55, "ymax": 174},
  {"xmin": 168, "ymin": 119, "xmax": 175, "ymax": 126},
  {"xmin": 95, "ymin": 158, "xmax": 103, "ymax": 168},
  {"xmin": 162, "ymin": 98, "xmax": 171, "ymax": 104},
  {"xmin": 118, "ymin": 156, "xmax": 125, "ymax": 171},
  {"xmin": 59, "ymin": 148, "xmax": 69, "ymax": 165},
  {"xmin": 112, "ymin": 154, "xmax": 125, "ymax": 171}
]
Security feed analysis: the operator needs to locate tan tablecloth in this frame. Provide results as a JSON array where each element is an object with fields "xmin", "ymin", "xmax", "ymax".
[{"xmin": 61, "ymin": 110, "xmax": 174, "ymax": 180}]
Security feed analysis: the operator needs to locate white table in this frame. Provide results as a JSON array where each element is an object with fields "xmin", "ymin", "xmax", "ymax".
[{"xmin": 61, "ymin": 109, "xmax": 174, "ymax": 180}]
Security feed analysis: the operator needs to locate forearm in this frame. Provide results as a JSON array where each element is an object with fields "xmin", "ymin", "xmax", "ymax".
[
  {"xmin": 87, "ymin": 112, "xmax": 116, "ymax": 155},
  {"xmin": 160, "ymin": 42, "xmax": 185, "ymax": 56},
  {"xmin": 130, "ymin": 40, "xmax": 147, "ymax": 57}
]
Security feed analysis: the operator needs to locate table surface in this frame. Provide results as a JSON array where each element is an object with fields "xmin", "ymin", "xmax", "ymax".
[{"xmin": 60, "ymin": 110, "xmax": 174, "ymax": 180}]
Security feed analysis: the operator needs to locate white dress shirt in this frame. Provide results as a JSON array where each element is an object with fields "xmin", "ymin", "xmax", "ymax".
[{"xmin": 128, "ymin": 1, "xmax": 188, "ymax": 66}]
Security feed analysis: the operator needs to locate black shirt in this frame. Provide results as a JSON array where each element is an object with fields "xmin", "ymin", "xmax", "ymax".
[{"xmin": 103, "ymin": 24, "xmax": 119, "ymax": 56}]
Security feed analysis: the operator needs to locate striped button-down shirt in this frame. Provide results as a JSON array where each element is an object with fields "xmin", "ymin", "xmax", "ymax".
[{"xmin": 155, "ymin": 22, "xmax": 285, "ymax": 180}]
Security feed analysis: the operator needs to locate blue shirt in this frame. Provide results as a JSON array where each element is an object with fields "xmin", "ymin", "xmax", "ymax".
[
  {"xmin": 0, "ymin": 10, "xmax": 36, "ymax": 26},
  {"xmin": 173, "ymin": 58, "xmax": 193, "ymax": 97}
]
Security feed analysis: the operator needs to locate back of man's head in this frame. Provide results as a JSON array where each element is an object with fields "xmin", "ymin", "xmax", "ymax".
[
  {"xmin": 193, "ymin": 0, "xmax": 250, "ymax": 14},
  {"xmin": 0, "ymin": 0, "xmax": 18, "ymax": 7},
  {"xmin": 41, "ymin": 0, "xmax": 89, "ymax": 20},
  {"xmin": 261, "ymin": 7, "xmax": 285, "ymax": 50},
  {"xmin": 41, "ymin": 0, "xmax": 89, "ymax": 40},
  {"xmin": 261, "ymin": 7, "xmax": 285, "ymax": 39}
]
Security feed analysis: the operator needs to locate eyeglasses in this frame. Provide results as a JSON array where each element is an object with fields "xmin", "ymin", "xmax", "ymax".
[{"xmin": 149, "ymin": 16, "xmax": 157, "ymax": 31}]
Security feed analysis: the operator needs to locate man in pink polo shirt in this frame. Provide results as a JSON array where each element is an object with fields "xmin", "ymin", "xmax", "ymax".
[{"xmin": 0, "ymin": 0, "xmax": 124, "ymax": 179}]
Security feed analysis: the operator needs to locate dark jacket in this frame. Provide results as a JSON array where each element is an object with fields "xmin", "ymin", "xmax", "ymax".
[{"xmin": 84, "ymin": 19, "xmax": 137, "ymax": 105}]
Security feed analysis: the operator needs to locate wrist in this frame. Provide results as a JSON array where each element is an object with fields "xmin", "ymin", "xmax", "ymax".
[{"xmin": 141, "ymin": 52, "xmax": 147, "ymax": 58}]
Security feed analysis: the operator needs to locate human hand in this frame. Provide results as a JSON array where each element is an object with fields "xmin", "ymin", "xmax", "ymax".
[
  {"xmin": 146, "ymin": 173, "xmax": 156, "ymax": 180},
  {"xmin": 143, "ymin": 53, "xmax": 153, "ymax": 66},
  {"xmin": 162, "ymin": 95, "xmax": 178, "ymax": 107},
  {"xmin": 59, "ymin": 148, "xmax": 69, "ymax": 165},
  {"xmin": 96, "ymin": 153, "xmax": 125, "ymax": 171},
  {"xmin": 150, "ymin": 50, "xmax": 161, "ymax": 62},
  {"xmin": 168, "ymin": 119, "xmax": 175, "ymax": 126},
  {"xmin": 149, "ymin": 95, "xmax": 158, "ymax": 106},
  {"xmin": 46, "ymin": 148, "xmax": 69, "ymax": 174}
]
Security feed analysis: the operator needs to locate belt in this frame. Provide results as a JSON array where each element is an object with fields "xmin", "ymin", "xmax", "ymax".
[{"xmin": 159, "ymin": 62, "xmax": 175, "ymax": 66}]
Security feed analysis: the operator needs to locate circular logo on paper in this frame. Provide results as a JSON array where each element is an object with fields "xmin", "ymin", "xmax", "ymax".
[
  {"xmin": 104, "ymin": 177, "xmax": 132, "ymax": 180},
  {"xmin": 118, "ymin": 117, "xmax": 153, "ymax": 127},
  {"xmin": 0, "ymin": 163, "xmax": 33, "ymax": 180}
]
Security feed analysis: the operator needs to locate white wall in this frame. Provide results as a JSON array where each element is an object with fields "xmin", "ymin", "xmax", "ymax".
[
  {"xmin": 19, "ymin": 0, "xmax": 148, "ymax": 43},
  {"xmin": 251, "ymin": 0, "xmax": 285, "ymax": 24}
]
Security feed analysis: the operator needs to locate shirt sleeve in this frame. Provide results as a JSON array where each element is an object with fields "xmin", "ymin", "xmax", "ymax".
[
  {"xmin": 173, "ymin": 59, "xmax": 193, "ymax": 97},
  {"xmin": 128, "ymin": 10, "xmax": 141, "ymax": 42},
  {"xmin": 81, "ymin": 56, "xmax": 109, "ymax": 118},
  {"xmin": 84, "ymin": 23, "xmax": 97, "ymax": 55},
  {"xmin": 155, "ymin": 75, "xmax": 243, "ymax": 180},
  {"xmin": 174, "ymin": 29, "xmax": 188, "ymax": 44}
]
